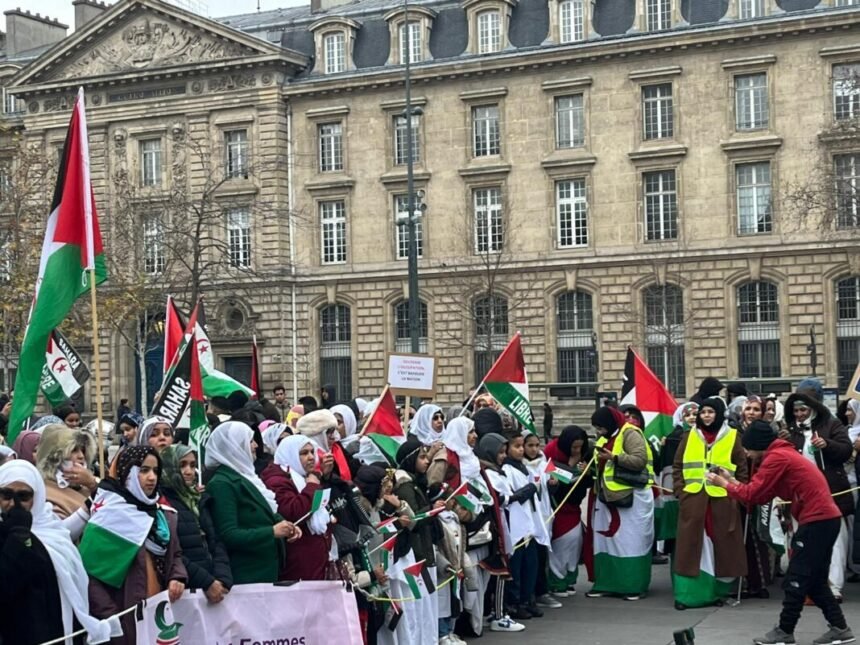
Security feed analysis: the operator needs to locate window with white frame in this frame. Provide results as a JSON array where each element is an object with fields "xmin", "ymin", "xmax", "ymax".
[
  {"xmin": 143, "ymin": 214, "xmax": 165, "ymax": 275},
  {"xmin": 399, "ymin": 21, "xmax": 422, "ymax": 64},
  {"xmin": 318, "ymin": 122, "xmax": 343, "ymax": 172},
  {"xmin": 835, "ymin": 154, "xmax": 860, "ymax": 228},
  {"xmin": 394, "ymin": 300, "xmax": 429, "ymax": 353},
  {"xmin": 646, "ymin": 0, "xmax": 671, "ymax": 31},
  {"xmin": 320, "ymin": 200, "xmax": 347, "ymax": 264},
  {"xmin": 472, "ymin": 105, "xmax": 500, "ymax": 157},
  {"xmin": 225, "ymin": 129, "xmax": 249, "ymax": 179},
  {"xmin": 643, "ymin": 169, "xmax": 678, "ymax": 241},
  {"xmin": 324, "ymin": 32, "xmax": 346, "ymax": 74},
  {"xmin": 394, "ymin": 194, "xmax": 424, "ymax": 260},
  {"xmin": 557, "ymin": 290, "xmax": 596, "ymax": 396},
  {"xmin": 140, "ymin": 139, "xmax": 162, "ymax": 187},
  {"xmin": 394, "ymin": 114, "xmax": 420, "ymax": 165},
  {"xmin": 559, "ymin": 0, "xmax": 584, "ymax": 43},
  {"xmin": 834, "ymin": 63, "xmax": 860, "ymax": 121},
  {"xmin": 556, "ymin": 179, "xmax": 588, "ymax": 248},
  {"xmin": 474, "ymin": 187, "xmax": 503, "ymax": 253},
  {"xmin": 227, "ymin": 208, "xmax": 252, "ymax": 268},
  {"xmin": 477, "ymin": 10, "xmax": 502, "ymax": 54},
  {"xmin": 643, "ymin": 284, "xmax": 686, "ymax": 396},
  {"xmin": 735, "ymin": 73, "xmax": 769, "ymax": 131},
  {"xmin": 737, "ymin": 281, "xmax": 781, "ymax": 378},
  {"xmin": 555, "ymin": 94, "xmax": 585, "ymax": 149},
  {"xmin": 320, "ymin": 304, "xmax": 352, "ymax": 400},
  {"xmin": 739, "ymin": 0, "xmax": 765, "ymax": 18},
  {"xmin": 736, "ymin": 162, "xmax": 772, "ymax": 234},
  {"xmin": 474, "ymin": 295, "xmax": 508, "ymax": 380},
  {"xmin": 642, "ymin": 83, "xmax": 674, "ymax": 140},
  {"xmin": 837, "ymin": 277, "xmax": 860, "ymax": 390}
]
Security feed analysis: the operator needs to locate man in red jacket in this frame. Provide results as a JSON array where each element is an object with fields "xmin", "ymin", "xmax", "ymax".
[{"xmin": 707, "ymin": 420, "xmax": 855, "ymax": 645}]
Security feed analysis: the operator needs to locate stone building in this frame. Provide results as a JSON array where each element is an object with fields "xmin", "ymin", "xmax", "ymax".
[{"xmin": 3, "ymin": 0, "xmax": 860, "ymax": 416}]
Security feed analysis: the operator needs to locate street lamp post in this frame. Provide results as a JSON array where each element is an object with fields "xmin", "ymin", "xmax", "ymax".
[{"xmin": 403, "ymin": 0, "xmax": 421, "ymax": 356}]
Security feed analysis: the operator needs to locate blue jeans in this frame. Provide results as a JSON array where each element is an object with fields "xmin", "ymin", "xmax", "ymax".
[{"xmin": 439, "ymin": 616, "xmax": 455, "ymax": 637}]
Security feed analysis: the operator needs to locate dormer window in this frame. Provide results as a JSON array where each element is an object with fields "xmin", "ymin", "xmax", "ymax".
[
  {"xmin": 646, "ymin": 0, "xmax": 671, "ymax": 30},
  {"xmin": 384, "ymin": 7, "xmax": 436, "ymax": 66},
  {"xmin": 310, "ymin": 17, "xmax": 360, "ymax": 75},
  {"xmin": 324, "ymin": 32, "xmax": 345, "ymax": 74},
  {"xmin": 477, "ymin": 10, "xmax": 501, "ymax": 53},
  {"xmin": 559, "ymin": 0, "xmax": 584, "ymax": 43},
  {"xmin": 463, "ymin": 0, "xmax": 516, "ymax": 55},
  {"xmin": 400, "ymin": 22, "xmax": 422, "ymax": 64}
]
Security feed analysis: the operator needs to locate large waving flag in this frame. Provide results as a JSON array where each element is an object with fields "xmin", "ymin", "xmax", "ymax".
[
  {"xmin": 188, "ymin": 311, "xmax": 210, "ymax": 481},
  {"xmin": 619, "ymin": 346, "xmax": 678, "ymax": 444},
  {"xmin": 8, "ymin": 88, "xmax": 107, "ymax": 442},
  {"xmin": 195, "ymin": 300, "xmax": 254, "ymax": 398},
  {"xmin": 360, "ymin": 385, "xmax": 405, "ymax": 464},
  {"xmin": 163, "ymin": 296, "xmax": 186, "ymax": 375},
  {"xmin": 481, "ymin": 333, "xmax": 536, "ymax": 433},
  {"xmin": 151, "ymin": 303, "xmax": 199, "ymax": 425}
]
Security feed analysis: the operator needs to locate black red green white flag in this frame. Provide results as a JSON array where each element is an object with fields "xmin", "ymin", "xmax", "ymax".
[
  {"xmin": 620, "ymin": 346, "xmax": 678, "ymax": 445},
  {"xmin": 481, "ymin": 333, "xmax": 536, "ymax": 433}
]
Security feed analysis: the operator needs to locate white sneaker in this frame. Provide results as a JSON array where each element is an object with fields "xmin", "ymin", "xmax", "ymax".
[
  {"xmin": 551, "ymin": 589, "xmax": 570, "ymax": 598},
  {"xmin": 490, "ymin": 615, "xmax": 526, "ymax": 632},
  {"xmin": 536, "ymin": 594, "xmax": 563, "ymax": 608},
  {"xmin": 439, "ymin": 637, "xmax": 453, "ymax": 645},
  {"xmin": 449, "ymin": 635, "xmax": 468, "ymax": 644}
]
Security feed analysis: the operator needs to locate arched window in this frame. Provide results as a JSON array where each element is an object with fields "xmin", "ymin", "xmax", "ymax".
[
  {"xmin": 474, "ymin": 295, "xmax": 508, "ymax": 381},
  {"xmin": 643, "ymin": 284, "xmax": 686, "ymax": 396},
  {"xmin": 320, "ymin": 304, "xmax": 352, "ymax": 399},
  {"xmin": 737, "ymin": 281, "xmax": 780, "ymax": 378},
  {"xmin": 556, "ymin": 291, "xmax": 596, "ymax": 397},
  {"xmin": 836, "ymin": 277, "xmax": 860, "ymax": 389},
  {"xmin": 394, "ymin": 300, "xmax": 428, "ymax": 353}
]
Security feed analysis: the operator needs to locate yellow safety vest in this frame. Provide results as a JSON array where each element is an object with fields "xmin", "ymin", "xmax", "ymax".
[
  {"xmin": 597, "ymin": 423, "xmax": 655, "ymax": 493},
  {"xmin": 681, "ymin": 428, "xmax": 738, "ymax": 498}
]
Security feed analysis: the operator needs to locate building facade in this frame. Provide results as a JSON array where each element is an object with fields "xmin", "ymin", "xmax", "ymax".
[{"xmin": 3, "ymin": 0, "xmax": 860, "ymax": 415}]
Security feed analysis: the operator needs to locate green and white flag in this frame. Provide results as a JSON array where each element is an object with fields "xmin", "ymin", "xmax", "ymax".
[
  {"xmin": 40, "ymin": 329, "xmax": 90, "ymax": 407},
  {"xmin": 311, "ymin": 488, "xmax": 331, "ymax": 513},
  {"xmin": 194, "ymin": 301, "xmax": 254, "ymax": 399},
  {"xmin": 481, "ymin": 333, "xmax": 536, "ymax": 433}
]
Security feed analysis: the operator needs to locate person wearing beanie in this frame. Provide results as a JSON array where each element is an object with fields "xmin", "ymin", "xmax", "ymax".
[
  {"xmin": 671, "ymin": 398, "xmax": 747, "ymax": 610},
  {"xmin": 691, "ymin": 377, "xmax": 725, "ymax": 406},
  {"xmin": 226, "ymin": 390, "xmax": 250, "ymax": 413},
  {"xmin": 586, "ymin": 405, "xmax": 653, "ymax": 601},
  {"xmin": 708, "ymin": 422, "xmax": 854, "ymax": 645}
]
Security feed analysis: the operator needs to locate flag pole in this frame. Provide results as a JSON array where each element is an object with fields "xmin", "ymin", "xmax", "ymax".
[
  {"xmin": 359, "ymin": 383, "xmax": 391, "ymax": 436},
  {"xmin": 89, "ymin": 268, "xmax": 105, "ymax": 479},
  {"xmin": 458, "ymin": 331, "xmax": 521, "ymax": 417}
]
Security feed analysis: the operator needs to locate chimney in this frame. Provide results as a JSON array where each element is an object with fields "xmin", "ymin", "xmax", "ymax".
[
  {"xmin": 3, "ymin": 8, "xmax": 67, "ymax": 58},
  {"xmin": 73, "ymin": 0, "xmax": 108, "ymax": 31}
]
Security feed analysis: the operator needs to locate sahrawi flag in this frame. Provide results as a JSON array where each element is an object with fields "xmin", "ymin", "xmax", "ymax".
[
  {"xmin": 79, "ymin": 487, "xmax": 154, "ymax": 587},
  {"xmin": 361, "ymin": 386, "xmax": 406, "ymax": 464},
  {"xmin": 152, "ymin": 303, "xmax": 200, "ymax": 427},
  {"xmin": 40, "ymin": 329, "xmax": 90, "ymax": 407},
  {"xmin": 8, "ymin": 88, "xmax": 107, "ymax": 442},
  {"xmin": 481, "ymin": 332, "xmax": 536, "ymax": 433},
  {"xmin": 311, "ymin": 488, "xmax": 331, "ymax": 513},
  {"xmin": 402, "ymin": 560, "xmax": 435, "ymax": 599},
  {"xmin": 195, "ymin": 299, "xmax": 254, "ymax": 399},
  {"xmin": 619, "ymin": 346, "xmax": 678, "ymax": 448},
  {"xmin": 187, "ymin": 309, "xmax": 210, "ymax": 480}
]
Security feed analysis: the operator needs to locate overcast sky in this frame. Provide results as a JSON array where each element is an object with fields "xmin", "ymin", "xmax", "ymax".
[{"xmin": 2, "ymin": 0, "xmax": 306, "ymax": 32}]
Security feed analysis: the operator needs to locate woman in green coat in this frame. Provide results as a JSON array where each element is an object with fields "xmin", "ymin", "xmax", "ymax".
[{"xmin": 204, "ymin": 421, "xmax": 302, "ymax": 584}]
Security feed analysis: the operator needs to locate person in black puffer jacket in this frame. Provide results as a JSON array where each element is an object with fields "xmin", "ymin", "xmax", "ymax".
[{"xmin": 160, "ymin": 445, "xmax": 233, "ymax": 602}]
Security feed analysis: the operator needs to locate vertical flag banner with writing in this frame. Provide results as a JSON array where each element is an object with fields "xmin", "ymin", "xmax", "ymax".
[
  {"xmin": 40, "ymin": 329, "xmax": 90, "ymax": 407},
  {"xmin": 481, "ymin": 333, "xmax": 536, "ymax": 433}
]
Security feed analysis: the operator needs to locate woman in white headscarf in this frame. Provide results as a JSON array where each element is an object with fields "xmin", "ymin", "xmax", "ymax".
[
  {"xmin": 441, "ymin": 416, "xmax": 481, "ymax": 484},
  {"xmin": 205, "ymin": 422, "xmax": 301, "ymax": 584},
  {"xmin": 0, "ymin": 459, "xmax": 122, "ymax": 645},
  {"xmin": 137, "ymin": 416, "xmax": 174, "ymax": 452},
  {"xmin": 331, "ymin": 404, "xmax": 358, "ymax": 440},
  {"xmin": 261, "ymin": 435, "xmax": 333, "ymax": 581},
  {"xmin": 410, "ymin": 404, "xmax": 448, "ymax": 485}
]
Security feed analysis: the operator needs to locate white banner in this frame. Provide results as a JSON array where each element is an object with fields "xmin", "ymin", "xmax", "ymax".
[{"xmin": 135, "ymin": 581, "xmax": 363, "ymax": 645}]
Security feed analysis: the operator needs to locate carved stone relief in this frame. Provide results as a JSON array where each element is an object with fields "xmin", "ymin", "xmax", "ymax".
[{"xmin": 207, "ymin": 73, "xmax": 256, "ymax": 93}]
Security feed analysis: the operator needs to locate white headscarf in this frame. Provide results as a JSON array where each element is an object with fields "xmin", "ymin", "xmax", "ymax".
[
  {"xmin": 261, "ymin": 423, "xmax": 288, "ymax": 456},
  {"xmin": 274, "ymin": 435, "xmax": 331, "ymax": 535},
  {"xmin": 409, "ymin": 404, "xmax": 442, "ymax": 445},
  {"xmin": 0, "ymin": 460, "xmax": 121, "ymax": 644},
  {"xmin": 331, "ymin": 404, "xmax": 357, "ymax": 438},
  {"xmin": 848, "ymin": 399, "xmax": 860, "ymax": 442},
  {"xmin": 138, "ymin": 416, "xmax": 171, "ymax": 447},
  {"xmin": 204, "ymin": 421, "xmax": 278, "ymax": 513},
  {"xmin": 441, "ymin": 417, "xmax": 481, "ymax": 481},
  {"xmin": 354, "ymin": 398, "xmax": 369, "ymax": 417}
]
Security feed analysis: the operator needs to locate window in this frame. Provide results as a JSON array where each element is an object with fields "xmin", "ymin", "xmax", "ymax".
[
  {"xmin": 320, "ymin": 304, "xmax": 352, "ymax": 400},
  {"xmin": 143, "ymin": 214, "xmax": 164, "ymax": 275},
  {"xmin": 736, "ymin": 162, "xmax": 772, "ymax": 234},
  {"xmin": 394, "ymin": 194, "xmax": 424, "ymax": 259},
  {"xmin": 1, "ymin": 88, "xmax": 23, "ymax": 115},
  {"xmin": 837, "ymin": 277, "xmax": 860, "ymax": 390},
  {"xmin": 474, "ymin": 295, "xmax": 508, "ymax": 380},
  {"xmin": 559, "ymin": 0, "xmax": 584, "ymax": 43},
  {"xmin": 318, "ymin": 123, "xmax": 343, "ymax": 172},
  {"xmin": 474, "ymin": 187, "xmax": 503, "ymax": 253},
  {"xmin": 737, "ymin": 281, "xmax": 781, "ymax": 378},
  {"xmin": 399, "ymin": 21, "xmax": 422, "ymax": 64},
  {"xmin": 739, "ymin": 0, "xmax": 765, "ymax": 18},
  {"xmin": 324, "ymin": 32, "xmax": 346, "ymax": 74},
  {"xmin": 320, "ymin": 200, "xmax": 347, "ymax": 264},
  {"xmin": 642, "ymin": 83, "xmax": 674, "ymax": 140},
  {"xmin": 735, "ymin": 73, "xmax": 769, "ymax": 131},
  {"xmin": 646, "ymin": 0, "xmax": 671, "ymax": 31},
  {"xmin": 835, "ymin": 154, "xmax": 860, "ymax": 228},
  {"xmin": 643, "ymin": 170, "xmax": 678, "ymax": 241},
  {"xmin": 140, "ymin": 139, "xmax": 162, "ymax": 187},
  {"xmin": 643, "ymin": 284, "xmax": 686, "ymax": 396},
  {"xmin": 394, "ymin": 114, "xmax": 420, "ymax": 165},
  {"xmin": 227, "ymin": 208, "xmax": 252, "ymax": 268},
  {"xmin": 556, "ymin": 179, "xmax": 588, "ymax": 247},
  {"xmin": 394, "ymin": 300, "xmax": 429, "ymax": 353},
  {"xmin": 225, "ymin": 129, "xmax": 249, "ymax": 179},
  {"xmin": 834, "ymin": 63, "xmax": 860, "ymax": 121},
  {"xmin": 472, "ymin": 105, "xmax": 500, "ymax": 157},
  {"xmin": 555, "ymin": 95, "xmax": 585, "ymax": 149},
  {"xmin": 837, "ymin": 0, "xmax": 860, "ymax": 6},
  {"xmin": 557, "ymin": 291, "xmax": 596, "ymax": 396},
  {"xmin": 477, "ymin": 10, "xmax": 502, "ymax": 54}
]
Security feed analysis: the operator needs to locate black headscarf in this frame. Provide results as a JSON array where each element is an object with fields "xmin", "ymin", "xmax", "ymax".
[
  {"xmin": 591, "ymin": 406, "xmax": 624, "ymax": 434},
  {"xmin": 354, "ymin": 464, "xmax": 387, "ymax": 506},
  {"xmin": 697, "ymin": 397, "xmax": 726, "ymax": 434},
  {"xmin": 557, "ymin": 425, "xmax": 592, "ymax": 462},
  {"xmin": 473, "ymin": 408, "xmax": 503, "ymax": 438},
  {"xmin": 619, "ymin": 404, "xmax": 645, "ymax": 429},
  {"xmin": 396, "ymin": 438, "xmax": 427, "ymax": 488},
  {"xmin": 117, "ymin": 445, "xmax": 161, "ymax": 490}
]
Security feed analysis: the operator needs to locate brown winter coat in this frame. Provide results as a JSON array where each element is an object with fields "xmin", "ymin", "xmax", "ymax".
[{"xmin": 672, "ymin": 427, "xmax": 749, "ymax": 578}]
